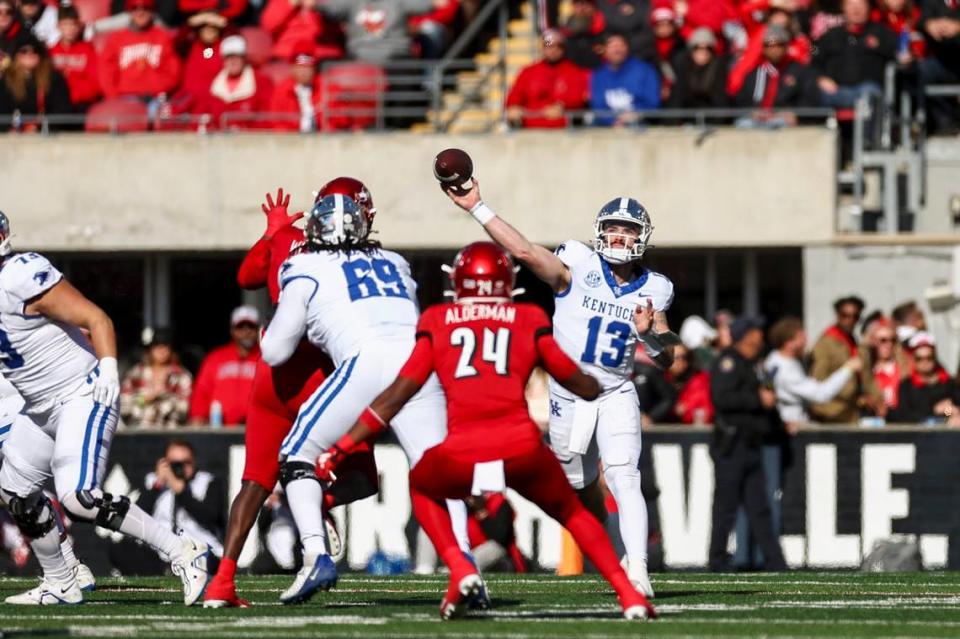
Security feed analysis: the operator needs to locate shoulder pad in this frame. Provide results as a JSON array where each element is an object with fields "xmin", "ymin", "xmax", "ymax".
[
  {"xmin": 554, "ymin": 240, "xmax": 593, "ymax": 268},
  {"xmin": 1, "ymin": 253, "xmax": 62, "ymax": 305}
]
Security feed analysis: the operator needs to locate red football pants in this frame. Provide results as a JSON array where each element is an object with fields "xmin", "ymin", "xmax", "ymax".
[{"xmin": 409, "ymin": 441, "xmax": 641, "ymax": 606}]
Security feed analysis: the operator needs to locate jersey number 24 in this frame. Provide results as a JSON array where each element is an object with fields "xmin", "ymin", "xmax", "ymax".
[{"xmin": 450, "ymin": 327, "xmax": 511, "ymax": 379}]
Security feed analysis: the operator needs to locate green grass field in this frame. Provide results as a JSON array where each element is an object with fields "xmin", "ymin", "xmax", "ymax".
[{"xmin": 2, "ymin": 572, "xmax": 960, "ymax": 638}]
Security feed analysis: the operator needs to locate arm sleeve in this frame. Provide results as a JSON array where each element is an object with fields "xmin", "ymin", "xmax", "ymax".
[
  {"xmin": 237, "ymin": 238, "xmax": 271, "ymax": 290},
  {"xmin": 260, "ymin": 277, "xmax": 312, "ymax": 367},
  {"xmin": 782, "ymin": 361, "xmax": 852, "ymax": 405},
  {"xmin": 398, "ymin": 334, "xmax": 435, "ymax": 385},
  {"xmin": 536, "ymin": 330, "xmax": 579, "ymax": 382},
  {"xmin": 261, "ymin": 0, "xmax": 297, "ymax": 35}
]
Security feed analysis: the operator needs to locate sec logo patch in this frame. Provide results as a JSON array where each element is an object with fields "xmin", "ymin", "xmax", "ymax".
[{"xmin": 584, "ymin": 271, "xmax": 602, "ymax": 288}]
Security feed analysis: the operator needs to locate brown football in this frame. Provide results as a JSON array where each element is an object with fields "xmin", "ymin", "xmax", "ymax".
[{"xmin": 433, "ymin": 148, "xmax": 474, "ymax": 195}]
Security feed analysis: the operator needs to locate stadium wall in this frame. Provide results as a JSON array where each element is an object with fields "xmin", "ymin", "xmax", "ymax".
[
  {"xmin": 0, "ymin": 129, "xmax": 836, "ymax": 251},
  {"xmin": 65, "ymin": 429, "xmax": 958, "ymax": 575}
]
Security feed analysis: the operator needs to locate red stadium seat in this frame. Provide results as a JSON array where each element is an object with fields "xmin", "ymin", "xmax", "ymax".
[
  {"xmin": 240, "ymin": 26, "xmax": 273, "ymax": 67},
  {"xmin": 74, "ymin": 0, "xmax": 111, "ymax": 23},
  {"xmin": 85, "ymin": 98, "xmax": 150, "ymax": 132},
  {"xmin": 321, "ymin": 62, "xmax": 386, "ymax": 131},
  {"xmin": 260, "ymin": 61, "xmax": 291, "ymax": 86}
]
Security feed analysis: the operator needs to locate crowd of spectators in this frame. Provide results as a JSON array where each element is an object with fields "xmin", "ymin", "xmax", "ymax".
[
  {"xmin": 631, "ymin": 295, "xmax": 960, "ymax": 430},
  {"xmin": 508, "ymin": 0, "xmax": 960, "ymax": 133},
  {"xmin": 0, "ymin": 0, "xmax": 465, "ymax": 130}
]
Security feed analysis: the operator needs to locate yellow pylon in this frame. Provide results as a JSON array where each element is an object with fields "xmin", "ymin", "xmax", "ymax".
[{"xmin": 556, "ymin": 528, "xmax": 583, "ymax": 576}]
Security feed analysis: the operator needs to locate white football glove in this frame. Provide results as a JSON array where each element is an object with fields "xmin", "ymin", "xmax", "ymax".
[{"xmin": 93, "ymin": 357, "xmax": 120, "ymax": 406}]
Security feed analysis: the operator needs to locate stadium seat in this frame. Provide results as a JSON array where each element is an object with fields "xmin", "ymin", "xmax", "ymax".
[
  {"xmin": 74, "ymin": 0, "xmax": 111, "ymax": 23},
  {"xmin": 260, "ymin": 61, "xmax": 292, "ymax": 87},
  {"xmin": 240, "ymin": 26, "xmax": 273, "ymax": 68},
  {"xmin": 321, "ymin": 62, "xmax": 386, "ymax": 131},
  {"xmin": 85, "ymin": 98, "xmax": 150, "ymax": 132}
]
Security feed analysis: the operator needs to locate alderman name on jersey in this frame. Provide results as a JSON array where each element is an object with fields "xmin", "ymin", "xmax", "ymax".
[
  {"xmin": 277, "ymin": 249, "xmax": 420, "ymax": 365},
  {"xmin": 0, "ymin": 252, "xmax": 97, "ymax": 413},
  {"xmin": 444, "ymin": 303, "xmax": 517, "ymax": 325},
  {"xmin": 553, "ymin": 240, "xmax": 674, "ymax": 393}
]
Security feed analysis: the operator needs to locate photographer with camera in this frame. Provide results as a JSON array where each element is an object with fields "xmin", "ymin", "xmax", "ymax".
[{"xmin": 146, "ymin": 440, "xmax": 226, "ymax": 560}]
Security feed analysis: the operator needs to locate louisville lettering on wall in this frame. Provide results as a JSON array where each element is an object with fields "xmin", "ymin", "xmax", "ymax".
[{"xmin": 68, "ymin": 428, "xmax": 960, "ymax": 573}]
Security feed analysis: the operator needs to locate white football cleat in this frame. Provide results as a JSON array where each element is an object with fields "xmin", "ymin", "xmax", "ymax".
[
  {"xmin": 171, "ymin": 538, "xmax": 211, "ymax": 606},
  {"xmin": 627, "ymin": 559, "xmax": 655, "ymax": 598},
  {"xmin": 74, "ymin": 562, "xmax": 96, "ymax": 592},
  {"xmin": 5, "ymin": 578, "xmax": 83, "ymax": 605},
  {"xmin": 623, "ymin": 604, "xmax": 651, "ymax": 620},
  {"xmin": 324, "ymin": 511, "xmax": 344, "ymax": 563}
]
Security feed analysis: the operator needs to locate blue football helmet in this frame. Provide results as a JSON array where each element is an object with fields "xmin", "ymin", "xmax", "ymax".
[
  {"xmin": 306, "ymin": 194, "xmax": 369, "ymax": 245},
  {"xmin": 0, "ymin": 211, "xmax": 12, "ymax": 257},
  {"xmin": 594, "ymin": 197, "xmax": 653, "ymax": 264}
]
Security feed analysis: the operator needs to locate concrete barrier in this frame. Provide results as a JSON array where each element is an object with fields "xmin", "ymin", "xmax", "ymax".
[{"xmin": 0, "ymin": 129, "xmax": 837, "ymax": 251}]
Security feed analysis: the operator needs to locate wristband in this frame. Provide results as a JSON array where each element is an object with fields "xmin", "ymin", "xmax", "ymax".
[
  {"xmin": 333, "ymin": 434, "xmax": 357, "ymax": 455},
  {"xmin": 469, "ymin": 202, "xmax": 496, "ymax": 225},
  {"xmin": 358, "ymin": 406, "xmax": 388, "ymax": 434}
]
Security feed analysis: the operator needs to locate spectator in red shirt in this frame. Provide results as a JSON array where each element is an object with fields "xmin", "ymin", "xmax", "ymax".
[
  {"xmin": 48, "ymin": 5, "xmax": 101, "ymax": 112},
  {"xmin": 505, "ymin": 29, "xmax": 588, "ymax": 129},
  {"xmin": 174, "ymin": 12, "xmax": 228, "ymax": 108},
  {"xmin": 864, "ymin": 318, "xmax": 907, "ymax": 416},
  {"xmin": 99, "ymin": 0, "xmax": 181, "ymax": 106},
  {"xmin": 198, "ymin": 35, "xmax": 273, "ymax": 128},
  {"xmin": 268, "ymin": 39, "xmax": 323, "ymax": 131},
  {"xmin": 872, "ymin": 0, "xmax": 926, "ymax": 65},
  {"xmin": 727, "ymin": 6, "xmax": 811, "ymax": 94},
  {"xmin": 409, "ymin": 0, "xmax": 458, "ymax": 58},
  {"xmin": 668, "ymin": 344, "xmax": 714, "ymax": 424},
  {"xmin": 677, "ymin": 0, "xmax": 747, "ymax": 53},
  {"xmin": 189, "ymin": 305, "xmax": 262, "ymax": 426},
  {"xmin": 650, "ymin": 0, "xmax": 685, "ymax": 100},
  {"xmin": 260, "ymin": 0, "xmax": 343, "ymax": 63}
]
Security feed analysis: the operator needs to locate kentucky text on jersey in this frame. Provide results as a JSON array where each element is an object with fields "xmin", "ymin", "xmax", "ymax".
[
  {"xmin": 444, "ymin": 304, "xmax": 517, "ymax": 325},
  {"xmin": 580, "ymin": 295, "xmax": 634, "ymax": 322}
]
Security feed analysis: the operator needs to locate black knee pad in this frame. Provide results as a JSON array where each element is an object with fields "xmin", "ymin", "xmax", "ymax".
[
  {"xmin": 4, "ymin": 490, "xmax": 56, "ymax": 538},
  {"xmin": 279, "ymin": 460, "xmax": 319, "ymax": 489},
  {"xmin": 68, "ymin": 490, "xmax": 131, "ymax": 531}
]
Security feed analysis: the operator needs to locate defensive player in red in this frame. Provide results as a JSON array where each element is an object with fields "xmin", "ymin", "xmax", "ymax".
[
  {"xmin": 316, "ymin": 242, "xmax": 656, "ymax": 621},
  {"xmin": 203, "ymin": 179, "xmax": 380, "ymax": 608}
]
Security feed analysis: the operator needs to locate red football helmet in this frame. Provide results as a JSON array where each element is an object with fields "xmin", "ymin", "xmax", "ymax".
[
  {"xmin": 317, "ymin": 177, "xmax": 376, "ymax": 227},
  {"xmin": 448, "ymin": 242, "xmax": 516, "ymax": 302}
]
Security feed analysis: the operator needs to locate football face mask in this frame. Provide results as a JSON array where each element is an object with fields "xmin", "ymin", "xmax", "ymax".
[
  {"xmin": 306, "ymin": 194, "xmax": 369, "ymax": 246},
  {"xmin": 593, "ymin": 197, "xmax": 653, "ymax": 264},
  {"xmin": 0, "ymin": 211, "xmax": 12, "ymax": 257}
]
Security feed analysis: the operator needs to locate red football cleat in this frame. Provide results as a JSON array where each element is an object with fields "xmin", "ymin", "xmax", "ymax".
[
  {"xmin": 439, "ymin": 571, "xmax": 484, "ymax": 621},
  {"xmin": 619, "ymin": 587, "xmax": 656, "ymax": 621},
  {"xmin": 202, "ymin": 576, "xmax": 250, "ymax": 609}
]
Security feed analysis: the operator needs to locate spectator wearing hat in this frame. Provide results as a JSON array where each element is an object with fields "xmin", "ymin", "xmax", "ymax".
[
  {"xmin": 268, "ymin": 39, "xmax": 323, "ymax": 131},
  {"xmin": 0, "ymin": 0, "xmax": 24, "ymax": 58},
  {"xmin": 812, "ymin": 0, "xmax": 897, "ymax": 110},
  {"xmin": 649, "ymin": 0, "xmax": 684, "ymax": 100},
  {"xmin": 0, "ymin": 33, "xmax": 72, "ymax": 131},
  {"xmin": 99, "ymin": 0, "xmax": 181, "ymax": 104},
  {"xmin": 891, "ymin": 299, "xmax": 927, "ymax": 347},
  {"xmin": 667, "ymin": 27, "xmax": 729, "ymax": 109},
  {"xmin": 195, "ymin": 35, "xmax": 272, "ymax": 128},
  {"xmin": 189, "ymin": 305, "xmax": 261, "ymax": 427},
  {"xmin": 679, "ymin": 314, "xmax": 719, "ymax": 370},
  {"xmin": 505, "ymin": 29, "xmax": 588, "ymax": 129},
  {"xmin": 733, "ymin": 24, "xmax": 819, "ymax": 125},
  {"xmin": 595, "ymin": 0, "xmax": 655, "ymax": 61},
  {"xmin": 727, "ymin": 6, "xmax": 811, "ymax": 95},
  {"xmin": 890, "ymin": 334, "xmax": 960, "ymax": 425},
  {"xmin": 708, "ymin": 317, "xmax": 788, "ymax": 572},
  {"xmin": 121, "ymin": 328, "xmax": 193, "ymax": 429},
  {"xmin": 919, "ymin": 0, "xmax": 960, "ymax": 133},
  {"xmin": 676, "ymin": 0, "xmax": 746, "ymax": 53},
  {"xmin": 173, "ymin": 12, "xmax": 227, "ymax": 107},
  {"xmin": 561, "ymin": 0, "xmax": 605, "ymax": 69},
  {"xmin": 260, "ymin": 0, "xmax": 343, "ymax": 63},
  {"xmin": 49, "ymin": 4, "xmax": 101, "ymax": 112},
  {"xmin": 17, "ymin": 0, "xmax": 57, "ymax": 45},
  {"xmin": 862, "ymin": 318, "xmax": 908, "ymax": 417},
  {"xmin": 588, "ymin": 30, "xmax": 660, "ymax": 126},
  {"xmin": 809, "ymin": 295, "xmax": 867, "ymax": 423},
  {"xmin": 175, "ymin": 0, "xmax": 247, "ymax": 24}
]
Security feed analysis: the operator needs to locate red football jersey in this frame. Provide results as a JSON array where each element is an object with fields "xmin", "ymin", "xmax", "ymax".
[{"xmin": 399, "ymin": 301, "xmax": 579, "ymax": 460}]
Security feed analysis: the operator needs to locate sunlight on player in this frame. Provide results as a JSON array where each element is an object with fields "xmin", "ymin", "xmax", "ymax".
[
  {"xmin": 0, "ymin": 212, "xmax": 210, "ymax": 606},
  {"xmin": 445, "ymin": 179, "xmax": 679, "ymax": 598},
  {"xmin": 316, "ymin": 242, "xmax": 656, "ymax": 620}
]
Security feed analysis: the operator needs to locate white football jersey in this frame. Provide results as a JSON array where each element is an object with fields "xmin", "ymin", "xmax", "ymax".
[
  {"xmin": 553, "ymin": 240, "xmax": 674, "ymax": 392},
  {"xmin": 0, "ymin": 252, "xmax": 97, "ymax": 413},
  {"xmin": 277, "ymin": 248, "xmax": 420, "ymax": 365}
]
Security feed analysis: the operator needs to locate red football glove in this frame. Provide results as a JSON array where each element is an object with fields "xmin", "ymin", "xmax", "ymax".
[
  {"xmin": 316, "ymin": 445, "xmax": 348, "ymax": 482},
  {"xmin": 261, "ymin": 187, "xmax": 304, "ymax": 240}
]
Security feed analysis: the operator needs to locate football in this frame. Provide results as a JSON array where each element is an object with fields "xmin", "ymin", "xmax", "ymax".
[{"xmin": 433, "ymin": 148, "xmax": 474, "ymax": 195}]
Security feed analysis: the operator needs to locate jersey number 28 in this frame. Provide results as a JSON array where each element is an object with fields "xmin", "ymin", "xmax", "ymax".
[{"xmin": 450, "ymin": 327, "xmax": 511, "ymax": 379}]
